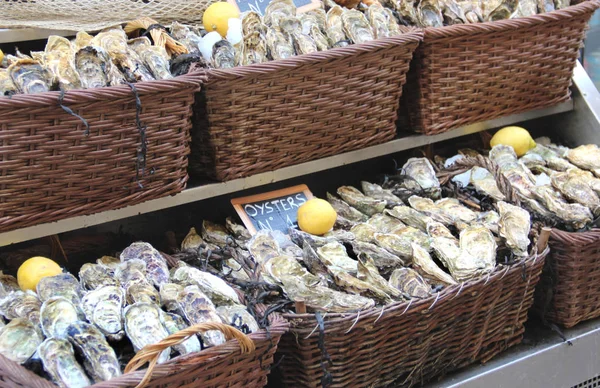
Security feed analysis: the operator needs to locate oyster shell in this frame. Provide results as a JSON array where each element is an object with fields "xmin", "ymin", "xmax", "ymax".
[
  {"xmin": 124, "ymin": 303, "xmax": 171, "ymax": 364},
  {"xmin": 212, "ymin": 40, "xmax": 236, "ymax": 69},
  {"xmin": 301, "ymin": 9, "xmax": 327, "ymax": 34},
  {"xmin": 241, "ymin": 12, "xmax": 268, "ymax": 65},
  {"xmin": 427, "ymin": 221, "xmax": 454, "ymax": 239},
  {"xmin": 161, "ymin": 311, "xmax": 201, "ymax": 355},
  {"xmin": 302, "ymin": 241, "xmax": 335, "ymax": 287},
  {"xmin": 408, "ymin": 196, "xmax": 454, "ymax": 225},
  {"xmin": 326, "ymin": 5, "xmax": 349, "ymax": 46},
  {"xmin": 37, "ymin": 273, "xmax": 82, "ymax": 305},
  {"xmin": 516, "ymin": 0, "xmax": 538, "ymax": 16},
  {"xmin": 66, "ymin": 321, "xmax": 121, "ymax": 382},
  {"xmin": 281, "ymin": 16, "xmax": 318, "ymax": 55},
  {"xmin": 470, "ymin": 166, "xmax": 506, "ymax": 201},
  {"xmin": 475, "ymin": 211, "xmax": 501, "ymax": 234},
  {"xmin": 361, "ymin": 181, "xmax": 403, "ymax": 208},
  {"xmin": 310, "ymin": 25, "xmax": 331, "ymax": 51},
  {"xmin": 435, "ymin": 198, "xmax": 478, "ymax": 224},
  {"xmin": 350, "ymin": 222, "xmax": 378, "ymax": 243},
  {"xmin": 8, "ymin": 59, "xmax": 51, "ymax": 94},
  {"xmin": 0, "ymin": 290, "xmax": 41, "ymax": 326},
  {"xmin": 73, "ymin": 31, "xmax": 93, "ymax": 50},
  {"xmin": 316, "ymin": 242, "xmax": 358, "ymax": 274},
  {"xmin": 0, "ymin": 272, "xmax": 19, "ymax": 298},
  {"xmin": 248, "ymin": 230, "xmax": 282, "ymax": 263},
  {"xmin": 176, "ymin": 285, "xmax": 225, "ymax": 347},
  {"xmin": 216, "ymin": 305, "xmax": 260, "ymax": 333},
  {"xmin": 160, "ymin": 283, "xmax": 184, "ymax": 312},
  {"xmin": 81, "ymin": 286, "xmax": 124, "ymax": 341},
  {"xmin": 389, "ymin": 268, "xmax": 431, "ymax": 299},
  {"xmin": 170, "ymin": 22, "xmax": 202, "ymax": 55},
  {"xmin": 171, "ymin": 265, "xmax": 241, "ymax": 305},
  {"xmin": 385, "ymin": 206, "xmax": 434, "ymax": 232},
  {"xmin": 0, "ymin": 69, "xmax": 17, "ymax": 96},
  {"xmin": 266, "ymin": 28, "xmax": 295, "ymax": 60},
  {"xmin": 497, "ymin": 201, "xmax": 531, "ymax": 256},
  {"xmin": 44, "ymin": 35, "xmax": 81, "ymax": 90},
  {"xmin": 533, "ymin": 186, "xmax": 593, "ymax": 229},
  {"xmin": 41, "ymin": 297, "xmax": 83, "ymax": 339},
  {"xmin": 366, "ymin": 213, "xmax": 406, "ymax": 233},
  {"xmin": 201, "ymin": 220, "xmax": 231, "ymax": 246},
  {"xmin": 351, "ymin": 241, "xmax": 406, "ymax": 273},
  {"xmin": 114, "ymin": 259, "xmax": 149, "ymax": 290},
  {"xmin": 120, "ymin": 242, "xmax": 169, "ymax": 287},
  {"xmin": 417, "ymin": 0, "xmax": 444, "ymax": 27},
  {"xmin": 134, "ymin": 44, "xmax": 173, "ymax": 79},
  {"xmin": 126, "ymin": 283, "xmax": 161, "ymax": 305},
  {"xmin": 0, "ymin": 318, "xmax": 43, "ymax": 364},
  {"xmin": 337, "ymin": 186, "xmax": 386, "ymax": 216},
  {"xmin": 537, "ymin": 0, "xmax": 555, "ymax": 13},
  {"xmin": 487, "ymin": 0, "xmax": 518, "ymax": 20},
  {"xmin": 96, "ymin": 256, "xmax": 120, "ymax": 268},
  {"xmin": 567, "ymin": 144, "xmax": 600, "ymax": 177},
  {"xmin": 289, "ymin": 228, "xmax": 338, "ymax": 248},
  {"xmin": 79, "ymin": 263, "xmax": 119, "ymax": 290},
  {"xmin": 411, "ymin": 243, "xmax": 457, "ymax": 285},
  {"xmin": 551, "ymin": 170, "xmax": 600, "ymax": 215},
  {"xmin": 342, "ymin": 9, "xmax": 374, "ymax": 44},
  {"xmin": 181, "ymin": 227, "xmax": 205, "ymax": 251},
  {"xmin": 327, "ymin": 192, "xmax": 368, "ymax": 222},
  {"xmin": 264, "ymin": 255, "xmax": 321, "ymax": 286},
  {"xmin": 441, "ymin": 0, "xmax": 467, "ymax": 24},
  {"xmin": 527, "ymin": 144, "xmax": 577, "ymax": 171},
  {"xmin": 401, "ymin": 158, "xmax": 441, "ymax": 199},
  {"xmin": 392, "ymin": 226, "xmax": 432, "ymax": 251},
  {"xmin": 367, "ymin": 3, "xmax": 390, "ymax": 39},
  {"xmin": 264, "ymin": 0, "xmax": 296, "ymax": 29},
  {"xmin": 373, "ymin": 233, "xmax": 412, "ymax": 260},
  {"xmin": 384, "ymin": 8, "xmax": 402, "ymax": 35},
  {"xmin": 357, "ymin": 254, "xmax": 403, "ymax": 299},
  {"xmin": 225, "ymin": 217, "xmax": 252, "ymax": 243},
  {"xmin": 39, "ymin": 338, "xmax": 91, "ymax": 388},
  {"xmin": 459, "ymin": 225, "xmax": 496, "ymax": 271},
  {"xmin": 326, "ymin": 262, "xmax": 392, "ymax": 303}
]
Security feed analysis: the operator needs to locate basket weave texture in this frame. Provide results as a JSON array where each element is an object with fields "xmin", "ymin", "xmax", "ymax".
[
  {"xmin": 188, "ymin": 30, "xmax": 423, "ymax": 181},
  {"xmin": 401, "ymin": 0, "xmax": 599, "ymax": 135},
  {"xmin": 0, "ymin": 73, "xmax": 202, "ymax": 233},
  {"xmin": 534, "ymin": 228, "xmax": 600, "ymax": 328},
  {"xmin": 0, "ymin": 310, "xmax": 288, "ymax": 388},
  {"xmin": 277, "ymin": 249, "xmax": 547, "ymax": 388}
]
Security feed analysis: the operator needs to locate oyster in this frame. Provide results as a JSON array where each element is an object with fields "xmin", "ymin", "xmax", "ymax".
[
  {"xmin": 567, "ymin": 144, "xmax": 600, "ymax": 177},
  {"xmin": 411, "ymin": 243, "xmax": 457, "ymax": 285},
  {"xmin": 366, "ymin": 213, "xmax": 406, "ymax": 233},
  {"xmin": 126, "ymin": 283, "xmax": 161, "ymax": 305},
  {"xmin": 327, "ymin": 192, "xmax": 368, "ymax": 222},
  {"xmin": 427, "ymin": 221, "xmax": 454, "ymax": 239},
  {"xmin": 389, "ymin": 267, "xmax": 430, "ymax": 298},
  {"xmin": 486, "ymin": 0, "xmax": 519, "ymax": 20},
  {"xmin": 280, "ymin": 275, "xmax": 374, "ymax": 312},
  {"xmin": 171, "ymin": 266, "xmax": 241, "ymax": 305},
  {"xmin": 264, "ymin": 0, "xmax": 296, "ymax": 29},
  {"xmin": 66, "ymin": 321, "xmax": 121, "ymax": 382},
  {"xmin": 248, "ymin": 231, "xmax": 282, "ymax": 263},
  {"xmin": 8, "ymin": 59, "xmax": 51, "ymax": 94},
  {"xmin": 526, "ymin": 144, "xmax": 576, "ymax": 171},
  {"xmin": 266, "ymin": 28, "xmax": 295, "ymax": 60},
  {"xmin": 326, "ymin": 262, "xmax": 392, "ymax": 303},
  {"xmin": 342, "ymin": 9, "xmax": 374, "ymax": 44},
  {"xmin": 441, "ymin": 0, "xmax": 467, "ymax": 24},
  {"xmin": 264, "ymin": 255, "xmax": 321, "ymax": 286},
  {"xmin": 0, "ymin": 69, "xmax": 17, "ymax": 96},
  {"xmin": 459, "ymin": 225, "xmax": 496, "ymax": 269},
  {"xmin": 201, "ymin": 220, "xmax": 231, "ymax": 246},
  {"xmin": 350, "ymin": 222, "xmax": 378, "ymax": 242},
  {"xmin": 0, "ymin": 290, "xmax": 41, "ymax": 325},
  {"xmin": 241, "ymin": 12, "xmax": 268, "ymax": 65},
  {"xmin": 551, "ymin": 170, "xmax": 600, "ymax": 215},
  {"xmin": 408, "ymin": 196, "xmax": 454, "ymax": 225},
  {"xmin": 497, "ymin": 201, "xmax": 531, "ymax": 256},
  {"xmin": 75, "ymin": 46, "xmax": 122, "ymax": 88},
  {"xmin": 39, "ymin": 338, "xmax": 91, "ymax": 388},
  {"xmin": 37, "ymin": 273, "xmax": 82, "ymax": 305},
  {"xmin": 160, "ymin": 283, "xmax": 184, "ymax": 312},
  {"xmin": 176, "ymin": 285, "xmax": 225, "ymax": 347},
  {"xmin": 0, "ymin": 272, "xmax": 19, "ymax": 298},
  {"xmin": 93, "ymin": 28, "xmax": 154, "ymax": 82},
  {"xmin": 216, "ymin": 305, "xmax": 260, "ymax": 333},
  {"xmin": 225, "ymin": 217, "xmax": 252, "ymax": 243},
  {"xmin": 373, "ymin": 233, "xmax": 412, "ymax": 260},
  {"xmin": 517, "ymin": 0, "xmax": 539, "ymax": 16},
  {"xmin": 459, "ymin": 0, "xmax": 484, "ymax": 22},
  {"xmin": 79, "ymin": 263, "xmax": 118, "ymax": 290},
  {"xmin": 385, "ymin": 206, "xmax": 434, "ymax": 232},
  {"xmin": 357, "ymin": 254, "xmax": 402, "ymax": 300},
  {"xmin": 351, "ymin": 241, "xmax": 406, "ymax": 273},
  {"xmin": 281, "ymin": 17, "xmax": 318, "ymax": 55},
  {"xmin": 161, "ymin": 311, "xmax": 201, "ymax": 355},
  {"xmin": 44, "ymin": 36, "xmax": 81, "ymax": 90},
  {"xmin": 41, "ymin": 297, "xmax": 83, "ymax": 339},
  {"xmin": 223, "ymin": 257, "xmax": 252, "ymax": 282},
  {"xmin": 310, "ymin": 25, "xmax": 331, "ymax": 51},
  {"xmin": 114, "ymin": 259, "xmax": 149, "ymax": 290},
  {"xmin": 0, "ymin": 318, "xmax": 43, "ymax": 364},
  {"xmin": 181, "ymin": 227, "xmax": 205, "ymax": 251},
  {"xmin": 537, "ymin": 0, "xmax": 555, "ymax": 12},
  {"xmin": 334, "ymin": 215, "xmax": 358, "ymax": 230},
  {"xmin": 73, "ymin": 31, "xmax": 93, "ymax": 50},
  {"xmin": 476, "ymin": 211, "xmax": 501, "ymax": 234},
  {"xmin": 470, "ymin": 166, "xmax": 506, "ymax": 201},
  {"xmin": 301, "ymin": 9, "xmax": 327, "ymax": 34},
  {"xmin": 302, "ymin": 241, "xmax": 335, "ymax": 287},
  {"xmin": 367, "ymin": 3, "xmax": 391, "ymax": 39},
  {"xmin": 392, "ymin": 226, "xmax": 432, "ymax": 251},
  {"xmin": 554, "ymin": 0, "xmax": 570, "ymax": 9},
  {"xmin": 289, "ymin": 228, "xmax": 338, "ymax": 248},
  {"xmin": 212, "ymin": 40, "xmax": 236, "ymax": 69},
  {"xmin": 120, "ymin": 242, "xmax": 169, "ymax": 287},
  {"xmin": 361, "ymin": 181, "xmax": 403, "ymax": 208},
  {"xmin": 170, "ymin": 22, "xmax": 202, "ymax": 55},
  {"xmin": 322, "ymin": 229, "xmax": 356, "ymax": 243},
  {"xmin": 326, "ymin": 5, "xmax": 349, "ymax": 46},
  {"xmin": 81, "ymin": 286, "xmax": 124, "ymax": 341},
  {"xmin": 435, "ymin": 198, "xmax": 478, "ymax": 224},
  {"xmin": 417, "ymin": 0, "xmax": 444, "ymax": 27},
  {"xmin": 533, "ymin": 186, "xmax": 593, "ymax": 229},
  {"xmin": 98, "ymin": 255, "xmax": 123, "ymax": 267},
  {"xmin": 337, "ymin": 186, "xmax": 386, "ymax": 216},
  {"xmin": 316, "ymin": 242, "xmax": 358, "ymax": 274},
  {"xmin": 383, "ymin": 8, "xmax": 402, "ymax": 36},
  {"xmin": 401, "ymin": 158, "xmax": 441, "ymax": 199},
  {"xmin": 124, "ymin": 303, "xmax": 171, "ymax": 364},
  {"xmin": 134, "ymin": 44, "xmax": 173, "ymax": 79}
]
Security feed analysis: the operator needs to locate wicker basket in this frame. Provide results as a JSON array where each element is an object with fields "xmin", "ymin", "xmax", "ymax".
[
  {"xmin": 400, "ymin": 0, "xmax": 600, "ymax": 135},
  {"xmin": 0, "ymin": 312, "xmax": 288, "ymax": 387},
  {"xmin": 188, "ymin": 29, "xmax": 423, "ymax": 181},
  {"xmin": 0, "ymin": 73, "xmax": 203, "ymax": 233},
  {"xmin": 276, "ymin": 248, "xmax": 547, "ymax": 387},
  {"xmin": 534, "ymin": 228, "xmax": 600, "ymax": 328}
]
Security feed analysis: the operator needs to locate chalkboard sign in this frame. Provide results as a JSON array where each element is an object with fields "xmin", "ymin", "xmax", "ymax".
[
  {"xmin": 231, "ymin": 184, "xmax": 314, "ymax": 235},
  {"xmin": 227, "ymin": 0, "xmax": 321, "ymax": 16}
]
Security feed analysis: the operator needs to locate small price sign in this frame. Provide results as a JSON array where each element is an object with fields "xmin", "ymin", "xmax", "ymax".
[
  {"xmin": 227, "ymin": 0, "xmax": 321, "ymax": 15},
  {"xmin": 231, "ymin": 184, "xmax": 313, "ymax": 234}
]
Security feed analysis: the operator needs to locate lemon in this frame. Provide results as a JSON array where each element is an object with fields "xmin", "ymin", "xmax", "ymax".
[
  {"xmin": 203, "ymin": 2, "xmax": 240, "ymax": 38},
  {"xmin": 297, "ymin": 198, "xmax": 338, "ymax": 236},
  {"xmin": 0, "ymin": 49, "xmax": 4, "ymax": 64},
  {"xmin": 17, "ymin": 256, "xmax": 62, "ymax": 291},
  {"xmin": 490, "ymin": 126, "xmax": 536, "ymax": 157}
]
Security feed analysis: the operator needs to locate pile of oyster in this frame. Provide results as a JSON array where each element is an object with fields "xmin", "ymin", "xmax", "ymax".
[
  {"xmin": 187, "ymin": 157, "xmax": 532, "ymax": 314},
  {"xmin": 0, "ymin": 242, "xmax": 258, "ymax": 387}
]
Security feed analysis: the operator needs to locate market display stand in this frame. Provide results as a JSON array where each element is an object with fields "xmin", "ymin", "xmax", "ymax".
[{"xmin": 1, "ymin": 27, "xmax": 600, "ymax": 387}]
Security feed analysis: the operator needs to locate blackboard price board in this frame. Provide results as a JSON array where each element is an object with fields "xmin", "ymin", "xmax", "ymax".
[
  {"xmin": 231, "ymin": 184, "xmax": 314, "ymax": 235},
  {"xmin": 227, "ymin": 0, "xmax": 321, "ymax": 16}
]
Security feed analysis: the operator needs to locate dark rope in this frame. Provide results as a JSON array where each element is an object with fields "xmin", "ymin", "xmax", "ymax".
[
  {"xmin": 58, "ymin": 90, "xmax": 90, "ymax": 136},
  {"xmin": 315, "ymin": 311, "xmax": 333, "ymax": 388},
  {"xmin": 126, "ymin": 82, "xmax": 147, "ymax": 189}
]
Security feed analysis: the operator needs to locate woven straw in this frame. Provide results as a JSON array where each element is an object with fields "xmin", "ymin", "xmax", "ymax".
[
  {"xmin": 0, "ymin": 73, "xmax": 203, "ymax": 233},
  {"xmin": 401, "ymin": 0, "xmax": 599, "ymax": 135},
  {"xmin": 276, "ymin": 249, "xmax": 547, "ymax": 387},
  {"xmin": 0, "ymin": 0, "xmax": 216, "ymax": 32},
  {"xmin": 0, "ymin": 307, "xmax": 288, "ymax": 388},
  {"xmin": 188, "ymin": 29, "xmax": 423, "ymax": 181},
  {"xmin": 534, "ymin": 228, "xmax": 600, "ymax": 328}
]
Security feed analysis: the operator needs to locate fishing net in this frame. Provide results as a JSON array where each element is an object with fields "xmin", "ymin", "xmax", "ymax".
[{"xmin": 0, "ymin": 0, "xmax": 218, "ymax": 32}]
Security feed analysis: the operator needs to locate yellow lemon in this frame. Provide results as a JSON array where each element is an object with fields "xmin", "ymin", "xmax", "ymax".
[
  {"xmin": 490, "ymin": 126, "xmax": 536, "ymax": 157},
  {"xmin": 17, "ymin": 256, "xmax": 62, "ymax": 291},
  {"xmin": 203, "ymin": 2, "xmax": 240, "ymax": 37},
  {"xmin": 0, "ymin": 49, "xmax": 4, "ymax": 64},
  {"xmin": 297, "ymin": 198, "xmax": 337, "ymax": 236}
]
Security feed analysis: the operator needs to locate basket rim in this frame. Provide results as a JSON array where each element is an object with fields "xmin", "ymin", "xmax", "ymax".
[
  {"xmin": 550, "ymin": 226, "xmax": 600, "ymax": 244},
  {"xmin": 202, "ymin": 28, "xmax": 423, "ymax": 81},
  {"xmin": 0, "ymin": 70, "xmax": 205, "ymax": 109},
  {"xmin": 282, "ymin": 247, "xmax": 549, "ymax": 329},
  {"xmin": 422, "ymin": 0, "xmax": 600, "ymax": 39}
]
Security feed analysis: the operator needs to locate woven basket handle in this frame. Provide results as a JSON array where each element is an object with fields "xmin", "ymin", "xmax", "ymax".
[{"xmin": 124, "ymin": 322, "xmax": 255, "ymax": 388}]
